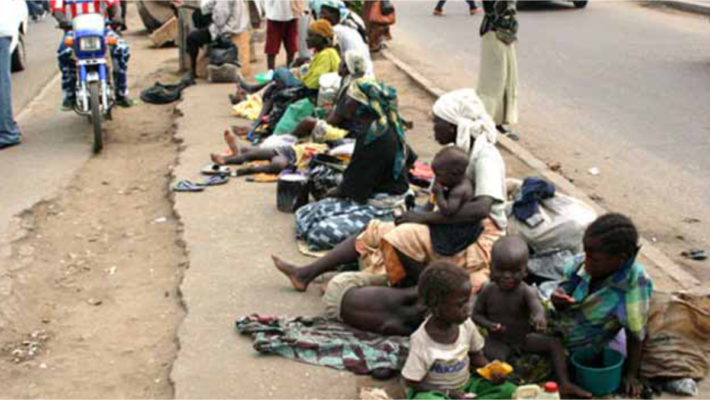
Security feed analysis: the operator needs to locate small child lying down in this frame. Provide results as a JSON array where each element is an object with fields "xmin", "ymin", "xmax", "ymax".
[
  {"xmin": 210, "ymin": 130, "xmax": 330, "ymax": 176},
  {"xmin": 472, "ymin": 236, "xmax": 592, "ymax": 399}
]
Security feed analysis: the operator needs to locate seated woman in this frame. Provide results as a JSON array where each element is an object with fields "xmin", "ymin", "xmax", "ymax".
[
  {"xmin": 212, "ymin": 50, "xmax": 371, "ymax": 173},
  {"xmin": 234, "ymin": 19, "xmax": 341, "ymax": 101},
  {"xmin": 294, "ymin": 77, "xmax": 415, "ymax": 252},
  {"xmin": 551, "ymin": 213, "xmax": 653, "ymax": 398},
  {"xmin": 317, "ymin": 0, "xmax": 374, "ymax": 78},
  {"xmin": 271, "ymin": 89, "xmax": 506, "ymax": 336}
]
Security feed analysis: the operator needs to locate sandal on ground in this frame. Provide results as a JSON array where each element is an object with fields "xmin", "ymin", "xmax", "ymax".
[
  {"xmin": 197, "ymin": 175, "xmax": 229, "ymax": 187},
  {"xmin": 173, "ymin": 180, "xmax": 204, "ymax": 192},
  {"xmin": 201, "ymin": 163, "xmax": 231, "ymax": 176},
  {"xmin": 681, "ymin": 250, "xmax": 707, "ymax": 261}
]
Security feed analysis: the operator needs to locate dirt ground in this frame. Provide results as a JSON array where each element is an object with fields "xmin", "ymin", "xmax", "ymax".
[{"xmin": 0, "ymin": 21, "xmax": 187, "ymax": 399}]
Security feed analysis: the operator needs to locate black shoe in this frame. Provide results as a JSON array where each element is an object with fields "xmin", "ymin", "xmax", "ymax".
[
  {"xmin": 496, "ymin": 125, "xmax": 520, "ymax": 141},
  {"xmin": 116, "ymin": 95, "xmax": 135, "ymax": 108},
  {"xmin": 0, "ymin": 140, "xmax": 21, "ymax": 150},
  {"xmin": 61, "ymin": 97, "xmax": 75, "ymax": 112}
]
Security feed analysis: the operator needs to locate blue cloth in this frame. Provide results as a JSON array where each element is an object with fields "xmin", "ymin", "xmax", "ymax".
[
  {"xmin": 272, "ymin": 68, "xmax": 302, "ymax": 88},
  {"xmin": 0, "ymin": 37, "xmax": 21, "ymax": 145},
  {"xmin": 57, "ymin": 31, "xmax": 131, "ymax": 99},
  {"xmin": 512, "ymin": 177, "xmax": 555, "ymax": 223}
]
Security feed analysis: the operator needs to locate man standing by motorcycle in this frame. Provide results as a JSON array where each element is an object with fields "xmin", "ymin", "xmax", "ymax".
[{"xmin": 50, "ymin": 0, "xmax": 133, "ymax": 110}]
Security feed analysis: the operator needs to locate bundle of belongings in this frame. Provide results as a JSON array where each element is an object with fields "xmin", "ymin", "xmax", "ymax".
[
  {"xmin": 641, "ymin": 289, "xmax": 710, "ymax": 397},
  {"xmin": 140, "ymin": 78, "xmax": 193, "ymax": 105},
  {"xmin": 506, "ymin": 177, "xmax": 597, "ymax": 255}
]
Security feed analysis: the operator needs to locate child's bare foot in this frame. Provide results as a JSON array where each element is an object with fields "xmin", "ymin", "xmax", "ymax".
[
  {"xmin": 560, "ymin": 382, "xmax": 592, "ymax": 399},
  {"xmin": 210, "ymin": 153, "xmax": 226, "ymax": 165},
  {"xmin": 272, "ymin": 255, "xmax": 310, "ymax": 292},
  {"xmin": 231, "ymin": 125, "xmax": 250, "ymax": 137},
  {"xmin": 223, "ymin": 129, "xmax": 240, "ymax": 156}
]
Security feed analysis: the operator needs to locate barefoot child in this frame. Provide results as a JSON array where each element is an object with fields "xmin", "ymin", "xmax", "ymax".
[
  {"xmin": 472, "ymin": 236, "xmax": 591, "ymax": 399},
  {"xmin": 403, "ymin": 261, "xmax": 517, "ymax": 399},
  {"xmin": 210, "ymin": 130, "xmax": 328, "ymax": 176},
  {"xmin": 551, "ymin": 213, "xmax": 653, "ymax": 398}
]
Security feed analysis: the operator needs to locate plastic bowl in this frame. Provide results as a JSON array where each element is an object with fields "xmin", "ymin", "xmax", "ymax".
[
  {"xmin": 571, "ymin": 348, "xmax": 625, "ymax": 396},
  {"xmin": 255, "ymin": 70, "xmax": 274, "ymax": 85}
]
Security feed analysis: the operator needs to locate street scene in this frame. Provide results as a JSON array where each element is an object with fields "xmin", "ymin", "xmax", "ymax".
[{"xmin": 0, "ymin": 0, "xmax": 709, "ymax": 399}]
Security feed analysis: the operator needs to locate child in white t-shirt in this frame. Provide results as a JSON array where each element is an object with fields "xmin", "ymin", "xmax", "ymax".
[{"xmin": 402, "ymin": 261, "xmax": 517, "ymax": 400}]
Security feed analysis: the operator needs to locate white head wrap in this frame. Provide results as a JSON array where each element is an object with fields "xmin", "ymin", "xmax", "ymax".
[
  {"xmin": 344, "ymin": 50, "xmax": 367, "ymax": 79},
  {"xmin": 432, "ymin": 89, "xmax": 498, "ymax": 158}
]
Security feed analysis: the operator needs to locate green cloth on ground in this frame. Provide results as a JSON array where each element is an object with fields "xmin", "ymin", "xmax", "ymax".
[
  {"xmin": 408, "ymin": 375, "xmax": 517, "ymax": 399},
  {"xmin": 274, "ymin": 98, "xmax": 316, "ymax": 135},
  {"xmin": 301, "ymin": 48, "xmax": 342, "ymax": 90}
]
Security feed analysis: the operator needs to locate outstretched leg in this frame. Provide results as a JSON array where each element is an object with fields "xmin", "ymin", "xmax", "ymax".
[
  {"xmin": 341, "ymin": 285, "xmax": 423, "ymax": 336},
  {"xmin": 272, "ymin": 235, "xmax": 360, "ymax": 292},
  {"xmin": 235, "ymin": 155, "xmax": 289, "ymax": 176},
  {"xmin": 211, "ymin": 146, "xmax": 276, "ymax": 166},
  {"xmin": 524, "ymin": 333, "xmax": 592, "ymax": 399}
]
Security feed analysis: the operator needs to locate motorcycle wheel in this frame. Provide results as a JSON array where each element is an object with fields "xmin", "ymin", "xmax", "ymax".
[{"xmin": 89, "ymin": 81, "xmax": 103, "ymax": 154}]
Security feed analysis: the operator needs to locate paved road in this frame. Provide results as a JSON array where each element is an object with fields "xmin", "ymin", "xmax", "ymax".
[
  {"xmin": 1, "ymin": 19, "xmax": 90, "ymax": 248},
  {"xmin": 12, "ymin": 17, "xmax": 63, "ymax": 111},
  {"xmin": 390, "ymin": 1, "xmax": 710, "ymax": 279}
]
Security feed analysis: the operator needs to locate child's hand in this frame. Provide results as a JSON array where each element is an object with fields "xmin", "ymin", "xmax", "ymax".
[
  {"xmin": 489, "ymin": 371, "xmax": 507, "ymax": 384},
  {"xmin": 530, "ymin": 313, "xmax": 547, "ymax": 332},
  {"xmin": 449, "ymin": 390, "xmax": 476, "ymax": 399},
  {"xmin": 489, "ymin": 323, "xmax": 506, "ymax": 333},
  {"xmin": 551, "ymin": 289, "xmax": 575, "ymax": 310}
]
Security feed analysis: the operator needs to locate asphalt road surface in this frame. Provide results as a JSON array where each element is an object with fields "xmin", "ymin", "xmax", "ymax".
[
  {"xmin": 390, "ymin": 1, "xmax": 710, "ymax": 280},
  {"xmin": 2, "ymin": 18, "xmax": 91, "ymax": 248},
  {"xmin": 12, "ymin": 17, "xmax": 63, "ymax": 111}
]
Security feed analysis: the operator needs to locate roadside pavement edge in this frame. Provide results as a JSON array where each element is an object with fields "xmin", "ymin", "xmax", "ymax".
[
  {"xmin": 381, "ymin": 49, "xmax": 702, "ymax": 291},
  {"xmin": 647, "ymin": 0, "xmax": 710, "ymax": 16}
]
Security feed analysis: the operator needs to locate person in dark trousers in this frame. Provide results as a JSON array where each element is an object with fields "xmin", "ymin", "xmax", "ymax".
[
  {"xmin": 119, "ymin": 0, "xmax": 127, "ymax": 30},
  {"xmin": 185, "ymin": 0, "xmax": 250, "ymax": 83},
  {"xmin": 433, "ymin": 0, "xmax": 478, "ymax": 16}
]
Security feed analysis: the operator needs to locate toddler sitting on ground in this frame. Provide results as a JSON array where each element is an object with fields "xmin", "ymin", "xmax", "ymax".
[
  {"xmin": 472, "ymin": 236, "xmax": 592, "ymax": 399},
  {"xmin": 402, "ymin": 261, "xmax": 517, "ymax": 399}
]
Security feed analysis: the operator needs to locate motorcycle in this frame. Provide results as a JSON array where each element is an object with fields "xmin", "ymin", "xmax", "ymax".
[{"xmin": 62, "ymin": 14, "xmax": 119, "ymax": 153}]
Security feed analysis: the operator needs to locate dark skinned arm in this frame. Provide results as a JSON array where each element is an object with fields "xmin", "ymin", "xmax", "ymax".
[
  {"xmin": 472, "ymin": 287, "xmax": 504, "ymax": 332},
  {"xmin": 523, "ymin": 285, "xmax": 547, "ymax": 332},
  {"xmin": 623, "ymin": 334, "xmax": 644, "ymax": 398},
  {"xmin": 397, "ymin": 196, "xmax": 494, "ymax": 226}
]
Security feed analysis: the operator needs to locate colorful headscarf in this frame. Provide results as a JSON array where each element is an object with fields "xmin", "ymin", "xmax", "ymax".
[
  {"xmin": 347, "ymin": 78, "xmax": 408, "ymax": 179},
  {"xmin": 309, "ymin": 19, "xmax": 335, "ymax": 41}
]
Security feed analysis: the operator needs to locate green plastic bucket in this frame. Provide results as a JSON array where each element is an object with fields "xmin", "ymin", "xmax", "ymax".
[{"xmin": 571, "ymin": 348, "xmax": 625, "ymax": 396}]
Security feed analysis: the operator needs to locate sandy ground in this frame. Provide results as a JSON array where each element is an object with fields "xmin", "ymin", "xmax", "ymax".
[{"xmin": 0, "ymin": 13, "xmax": 187, "ymax": 399}]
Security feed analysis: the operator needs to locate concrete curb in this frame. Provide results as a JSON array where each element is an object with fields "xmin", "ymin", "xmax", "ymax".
[
  {"xmin": 381, "ymin": 49, "xmax": 702, "ymax": 290},
  {"xmin": 650, "ymin": 0, "xmax": 710, "ymax": 16}
]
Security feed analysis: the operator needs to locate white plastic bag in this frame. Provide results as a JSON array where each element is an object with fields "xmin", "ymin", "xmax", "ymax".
[
  {"xmin": 506, "ymin": 179, "xmax": 597, "ymax": 254},
  {"xmin": 317, "ymin": 73, "xmax": 342, "ymax": 108}
]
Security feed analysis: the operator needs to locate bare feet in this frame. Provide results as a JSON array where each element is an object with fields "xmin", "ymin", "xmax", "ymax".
[
  {"xmin": 271, "ymin": 255, "xmax": 310, "ymax": 292},
  {"xmin": 223, "ymin": 129, "xmax": 240, "ymax": 157},
  {"xmin": 560, "ymin": 382, "xmax": 592, "ymax": 399},
  {"xmin": 231, "ymin": 125, "xmax": 250, "ymax": 138},
  {"xmin": 210, "ymin": 153, "xmax": 226, "ymax": 165}
]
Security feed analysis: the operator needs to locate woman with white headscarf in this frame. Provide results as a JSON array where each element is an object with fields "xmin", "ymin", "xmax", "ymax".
[{"xmin": 272, "ymin": 89, "xmax": 508, "ymax": 326}]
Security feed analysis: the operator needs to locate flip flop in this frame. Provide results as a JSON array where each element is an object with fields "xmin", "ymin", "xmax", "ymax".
[
  {"xmin": 173, "ymin": 180, "xmax": 204, "ymax": 192},
  {"xmin": 197, "ymin": 175, "xmax": 229, "ymax": 187},
  {"xmin": 201, "ymin": 163, "xmax": 231, "ymax": 176},
  {"xmin": 681, "ymin": 250, "xmax": 707, "ymax": 261}
]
